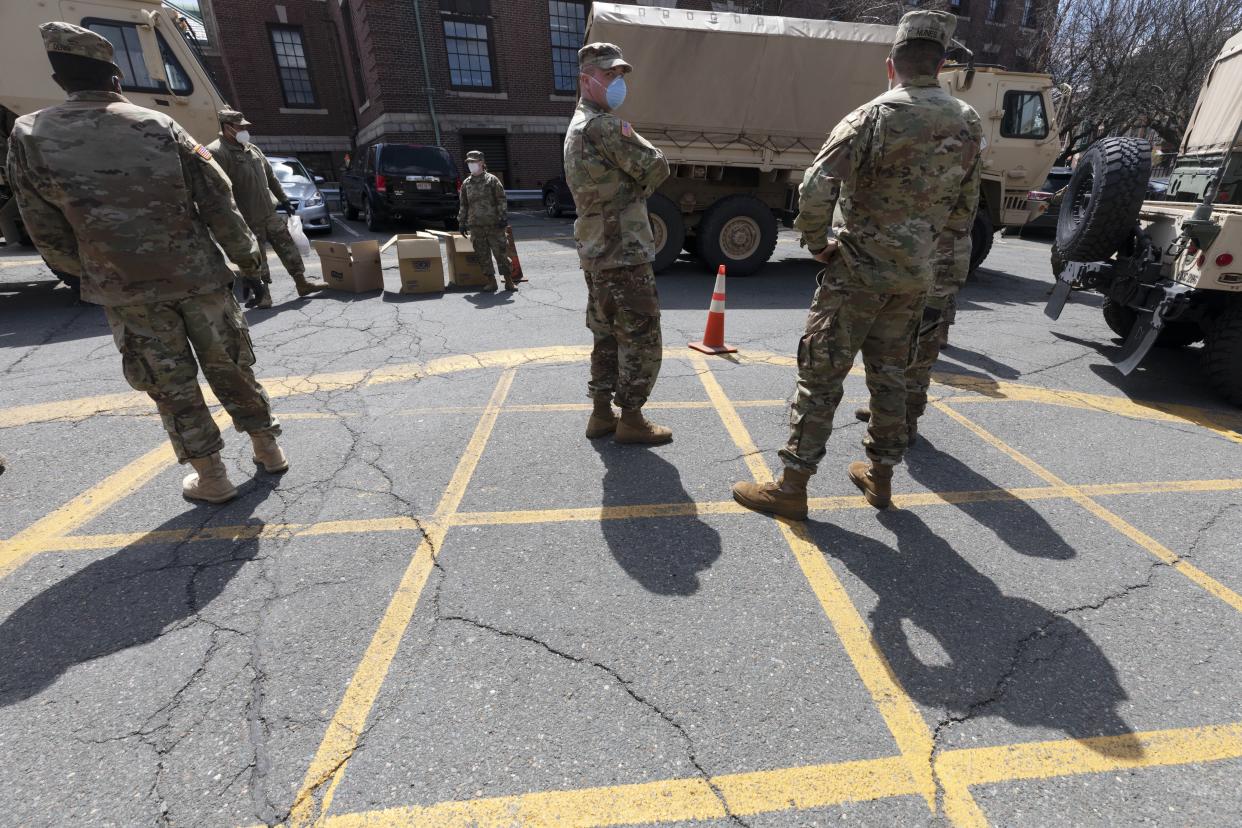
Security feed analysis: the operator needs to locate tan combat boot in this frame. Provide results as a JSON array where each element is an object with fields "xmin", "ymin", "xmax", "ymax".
[
  {"xmin": 854, "ymin": 407, "xmax": 918, "ymax": 446},
  {"xmin": 732, "ymin": 467, "xmax": 811, "ymax": 521},
  {"xmin": 480, "ymin": 280, "xmax": 498, "ymax": 293},
  {"xmin": 183, "ymin": 453, "xmax": 238, "ymax": 503},
  {"xmin": 848, "ymin": 460, "xmax": 894, "ymax": 509},
  {"xmin": 294, "ymin": 274, "xmax": 330, "ymax": 296},
  {"xmin": 585, "ymin": 395, "xmax": 618, "ymax": 439},
  {"xmin": 614, "ymin": 408, "xmax": 673, "ymax": 445},
  {"xmin": 251, "ymin": 433, "xmax": 289, "ymax": 473}
]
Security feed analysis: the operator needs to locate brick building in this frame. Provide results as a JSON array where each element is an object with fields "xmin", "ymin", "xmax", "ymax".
[
  {"xmin": 176, "ymin": 0, "xmax": 1052, "ymax": 191},
  {"xmin": 177, "ymin": 0, "xmax": 356, "ymax": 182}
]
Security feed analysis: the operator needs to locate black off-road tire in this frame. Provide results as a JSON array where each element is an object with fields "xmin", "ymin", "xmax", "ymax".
[
  {"xmin": 1203, "ymin": 304, "xmax": 1242, "ymax": 406},
  {"xmin": 969, "ymin": 210, "xmax": 994, "ymax": 275},
  {"xmin": 697, "ymin": 195, "xmax": 779, "ymax": 277},
  {"xmin": 1056, "ymin": 137, "xmax": 1151, "ymax": 262},
  {"xmin": 1102, "ymin": 297, "xmax": 1204, "ymax": 347},
  {"xmin": 343, "ymin": 194, "xmax": 359, "ymax": 221},
  {"xmin": 647, "ymin": 193, "xmax": 685, "ymax": 273}
]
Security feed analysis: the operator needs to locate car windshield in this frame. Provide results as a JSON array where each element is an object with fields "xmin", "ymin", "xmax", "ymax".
[
  {"xmin": 269, "ymin": 159, "xmax": 314, "ymax": 186},
  {"xmin": 380, "ymin": 146, "xmax": 454, "ymax": 177}
]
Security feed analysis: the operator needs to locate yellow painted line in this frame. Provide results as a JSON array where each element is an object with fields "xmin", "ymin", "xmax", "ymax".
[
  {"xmin": 322, "ymin": 721, "xmax": 1242, "ymax": 827},
  {"xmin": 0, "ymin": 410, "xmax": 228, "ymax": 580},
  {"xmin": 0, "ymin": 258, "xmax": 47, "ymax": 268},
  {"xmin": 936, "ymin": 722, "xmax": 1242, "ymax": 827},
  {"xmin": 288, "ymin": 369, "xmax": 516, "ymax": 827},
  {"xmin": 690, "ymin": 354, "xmax": 940, "ymax": 811},
  {"xmin": 933, "ymin": 372, "xmax": 1242, "ymax": 444},
  {"xmin": 937, "ymin": 403, "xmax": 1242, "ymax": 614}
]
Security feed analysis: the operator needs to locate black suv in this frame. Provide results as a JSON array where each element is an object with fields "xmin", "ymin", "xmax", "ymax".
[{"xmin": 340, "ymin": 143, "xmax": 460, "ymax": 231}]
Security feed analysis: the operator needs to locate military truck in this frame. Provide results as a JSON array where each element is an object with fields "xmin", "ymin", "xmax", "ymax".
[
  {"xmin": 1045, "ymin": 30, "xmax": 1242, "ymax": 405},
  {"xmin": 585, "ymin": 2, "xmax": 1060, "ymax": 276},
  {"xmin": 1, "ymin": 0, "xmax": 228, "ymax": 272}
]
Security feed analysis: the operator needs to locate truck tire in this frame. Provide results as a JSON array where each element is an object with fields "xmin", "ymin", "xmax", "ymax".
[
  {"xmin": 1203, "ymin": 304, "xmax": 1242, "ymax": 406},
  {"xmin": 969, "ymin": 210, "xmax": 994, "ymax": 275},
  {"xmin": 343, "ymin": 193, "xmax": 359, "ymax": 221},
  {"xmin": 1056, "ymin": 137, "xmax": 1151, "ymax": 262},
  {"xmin": 365, "ymin": 199, "xmax": 383, "ymax": 232},
  {"xmin": 697, "ymin": 195, "xmax": 778, "ymax": 277},
  {"xmin": 1102, "ymin": 298, "xmax": 1203, "ymax": 347},
  {"xmin": 647, "ymin": 193, "xmax": 685, "ymax": 273}
]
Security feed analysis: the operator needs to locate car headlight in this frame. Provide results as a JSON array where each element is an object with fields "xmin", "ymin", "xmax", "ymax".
[{"xmin": 303, "ymin": 192, "xmax": 324, "ymax": 208}]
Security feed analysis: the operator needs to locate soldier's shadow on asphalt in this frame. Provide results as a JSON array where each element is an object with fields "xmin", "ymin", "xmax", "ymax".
[
  {"xmin": 0, "ymin": 484, "xmax": 272, "ymax": 708},
  {"xmin": 805, "ymin": 509, "xmax": 1142, "ymax": 757},
  {"xmin": 591, "ymin": 441, "xmax": 722, "ymax": 596}
]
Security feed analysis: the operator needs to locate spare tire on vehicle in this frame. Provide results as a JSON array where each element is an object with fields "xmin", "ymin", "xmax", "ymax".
[{"xmin": 1056, "ymin": 137, "xmax": 1151, "ymax": 262}]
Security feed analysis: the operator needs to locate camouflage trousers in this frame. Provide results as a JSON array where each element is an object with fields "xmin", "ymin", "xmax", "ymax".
[
  {"xmin": 780, "ymin": 261, "xmax": 923, "ymax": 473},
  {"xmin": 252, "ymin": 212, "xmax": 304, "ymax": 284},
  {"xmin": 469, "ymin": 224, "xmax": 512, "ymax": 281},
  {"xmin": 584, "ymin": 263, "xmax": 662, "ymax": 410},
  {"xmin": 904, "ymin": 293, "xmax": 955, "ymax": 421},
  {"xmin": 105, "ymin": 289, "xmax": 280, "ymax": 463}
]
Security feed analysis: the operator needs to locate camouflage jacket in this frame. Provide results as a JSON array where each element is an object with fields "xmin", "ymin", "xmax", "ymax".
[
  {"xmin": 7, "ymin": 91, "xmax": 262, "ymax": 307},
  {"xmin": 794, "ymin": 76, "xmax": 982, "ymax": 294},
  {"xmin": 563, "ymin": 100, "xmax": 670, "ymax": 271},
  {"xmin": 458, "ymin": 171, "xmax": 508, "ymax": 227},
  {"xmin": 205, "ymin": 136, "xmax": 287, "ymax": 230}
]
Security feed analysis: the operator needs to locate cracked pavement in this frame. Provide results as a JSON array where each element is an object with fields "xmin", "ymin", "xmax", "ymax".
[{"xmin": 2, "ymin": 214, "xmax": 1242, "ymax": 826}]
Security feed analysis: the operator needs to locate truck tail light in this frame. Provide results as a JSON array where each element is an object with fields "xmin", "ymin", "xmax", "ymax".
[
  {"xmin": 1216, "ymin": 253, "xmax": 1234, "ymax": 267},
  {"xmin": 1219, "ymin": 189, "xmax": 1232, "ymax": 203},
  {"xmin": 375, "ymin": 174, "xmax": 387, "ymax": 193},
  {"xmin": 1027, "ymin": 190, "xmax": 1053, "ymax": 201},
  {"xmin": 1196, "ymin": 253, "xmax": 1206, "ymax": 267}
]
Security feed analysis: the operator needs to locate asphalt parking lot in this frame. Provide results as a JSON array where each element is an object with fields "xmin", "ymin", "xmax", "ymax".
[{"xmin": 1, "ymin": 210, "xmax": 1241, "ymax": 827}]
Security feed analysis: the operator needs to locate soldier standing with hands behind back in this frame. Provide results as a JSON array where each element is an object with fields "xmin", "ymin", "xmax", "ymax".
[
  {"xmin": 564, "ymin": 42, "xmax": 673, "ymax": 445},
  {"xmin": 206, "ymin": 108, "xmax": 328, "ymax": 308},
  {"xmin": 732, "ymin": 11, "xmax": 982, "ymax": 519},
  {"xmin": 458, "ymin": 150, "xmax": 516, "ymax": 293},
  {"xmin": 7, "ymin": 23, "xmax": 289, "ymax": 504}
]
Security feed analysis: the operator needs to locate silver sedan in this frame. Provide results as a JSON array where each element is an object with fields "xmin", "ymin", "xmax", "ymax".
[{"xmin": 266, "ymin": 155, "xmax": 331, "ymax": 234}]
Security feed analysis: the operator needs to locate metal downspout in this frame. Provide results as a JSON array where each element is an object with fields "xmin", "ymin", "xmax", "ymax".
[{"xmin": 412, "ymin": 0, "xmax": 442, "ymax": 145}]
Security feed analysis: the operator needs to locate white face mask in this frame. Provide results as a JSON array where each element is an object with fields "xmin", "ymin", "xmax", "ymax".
[
  {"xmin": 234, "ymin": 129, "xmax": 251, "ymax": 145},
  {"xmin": 468, "ymin": 162, "xmax": 483, "ymax": 175}
]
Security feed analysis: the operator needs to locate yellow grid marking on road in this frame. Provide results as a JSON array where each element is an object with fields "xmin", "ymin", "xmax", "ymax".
[
  {"xmin": 0, "ymin": 410, "xmax": 226, "ymax": 579},
  {"xmin": 16, "ymin": 476, "xmax": 1242, "ymax": 558},
  {"xmin": 322, "ymin": 722, "xmax": 1242, "ymax": 827},
  {"xmin": 287, "ymin": 369, "xmax": 516, "ymax": 827},
  {"xmin": 690, "ymin": 354, "xmax": 941, "ymax": 811},
  {"xmin": 936, "ymin": 403, "xmax": 1242, "ymax": 615}
]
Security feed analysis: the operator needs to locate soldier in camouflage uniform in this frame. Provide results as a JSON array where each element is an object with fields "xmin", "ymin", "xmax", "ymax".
[
  {"xmin": 565, "ymin": 42, "xmax": 673, "ymax": 445},
  {"xmin": 206, "ymin": 109, "xmax": 328, "ymax": 308},
  {"xmin": 458, "ymin": 150, "xmax": 515, "ymax": 292},
  {"xmin": 7, "ymin": 23, "xmax": 288, "ymax": 504},
  {"xmin": 733, "ymin": 11, "xmax": 982, "ymax": 518}
]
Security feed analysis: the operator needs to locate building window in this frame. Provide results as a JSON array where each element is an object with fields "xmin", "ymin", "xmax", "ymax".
[
  {"xmin": 549, "ymin": 2, "xmax": 587, "ymax": 93},
  {"xmin": 988, "ymin": 0, "xmax": 1004, "ymax": 22},
  {"xmin": 269, "ymin": 26, "xmax": 317, "ymax": 107},
  {"xmin": 1021, "ymin": 0, "xmax": 1037, "ymax": 27},
  {"xmin": 85, "ymin": 20, "xmax": 194, "ymax": 94},
  {"xmin": 444, "ymin": 18, "xmax": 495, "ymax": 89}
]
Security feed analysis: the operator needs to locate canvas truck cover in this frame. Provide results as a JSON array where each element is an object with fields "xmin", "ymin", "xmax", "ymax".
[
  {"xmin": 1180, "ymin": 29, "xmax": 1242, "ymax": 156},
  {"xmin": 585, "ymin": 2, "xmax": 896, "ymax": 170}
]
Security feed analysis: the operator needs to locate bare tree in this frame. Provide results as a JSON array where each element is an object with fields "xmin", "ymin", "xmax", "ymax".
[{"xmin": 1049, "ymin": 0, "xmax": 1242, "ymax": 151}]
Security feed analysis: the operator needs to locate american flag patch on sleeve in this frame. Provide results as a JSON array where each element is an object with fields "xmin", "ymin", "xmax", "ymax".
[
  {"xmin": 194, "ymin": 144, "xmax": 213, "ymax": 161},
  {"xmin": 621, "ymin": 121, "xmax": 633, "ymax": 138}
]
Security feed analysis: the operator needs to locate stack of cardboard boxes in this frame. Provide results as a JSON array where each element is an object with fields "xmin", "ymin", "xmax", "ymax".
[{"xmin": 310, "ymin": 231, "xmax": 488, "ymax": 296}]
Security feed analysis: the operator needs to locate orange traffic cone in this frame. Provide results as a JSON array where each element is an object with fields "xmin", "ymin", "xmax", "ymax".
[
  {"xmin": 689, "ymin": 265, "xmax": 737, "ymax": 355},
  {"xmin": 505, "ymin": 226, "xmax": 526, "ymax": 284}
]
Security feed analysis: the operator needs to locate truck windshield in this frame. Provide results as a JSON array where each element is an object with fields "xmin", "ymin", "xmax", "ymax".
[{"xmin": 380, "ymin": 146, "xmax": 455, "ymax": 176}]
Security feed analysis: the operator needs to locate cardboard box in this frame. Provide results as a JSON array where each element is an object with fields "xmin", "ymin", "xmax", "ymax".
[
  {"xmin": 381, "ymin": 233, "xmax": 445, "ymax": 294},
  {"xmin": 425, "ymin": 230, "xmax": 488, "ymax": 287},
  {"xmin": 312, "ymin": 240, "xmax": 383, "ymax": 293}
]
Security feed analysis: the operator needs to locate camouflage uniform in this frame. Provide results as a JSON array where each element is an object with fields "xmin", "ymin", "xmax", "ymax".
[
  {"xmin": 905, "ymin": 231, "xmax": 972, "ymax": 421},
  {"xmin": 564, "ymin": 64, "xmax": 670, "ymax": 409},
  {"xmin": 457, "ymin": 159, "xmax": 512, "ymax": 285},
  {"xmin": 780, "ymin": 35, "xmax": 982, "ymax": 473},
  {"xmin": 207, "ymin": 124, "xmax": 304, "ymax": 285},
  {"xmin": 7, "ymin": 24, "xmax": 278, "ymax": 463}
]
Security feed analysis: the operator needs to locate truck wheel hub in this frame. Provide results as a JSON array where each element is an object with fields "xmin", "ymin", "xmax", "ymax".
[
  {"xmin": 720, "ymin": 216, "xmax": 761, "ymax": 260},
  {"xmin": 651, "ymin": 215, "xmax": 667, "ymax": 251}
]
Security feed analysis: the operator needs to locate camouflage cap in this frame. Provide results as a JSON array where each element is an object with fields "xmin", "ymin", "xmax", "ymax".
[
  {"xmin": 893, "ymin": 10, "xmax": 956, "ymax": 50},
  {"xmin": 465, "ymin": 150, "xmax": 485, "ymax": 162},
  {"xmin": 40, "ymin": 21, "xmax": 117, "ymax": 65},
  {"xmin": 578, "ymin": 42, "xmax": 632, "ymax": 73},
  {"xmin": 218, "ymin": 108, "xmax": 253, "ymax": 127}
]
